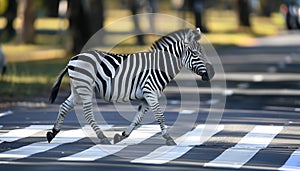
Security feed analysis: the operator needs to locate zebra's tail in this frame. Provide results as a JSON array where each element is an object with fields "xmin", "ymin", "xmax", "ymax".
[{"xmin": 49, "ymin": 67, "xmax": 68, "ymax": 103}]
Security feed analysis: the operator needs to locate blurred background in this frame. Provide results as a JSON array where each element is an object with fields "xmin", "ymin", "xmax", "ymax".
[{"xmin": 0, "ymin": 0, "xmax": 299, "ymax": 104}]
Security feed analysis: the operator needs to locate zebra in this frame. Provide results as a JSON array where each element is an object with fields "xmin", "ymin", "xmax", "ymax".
[{"xmin": 47, "ymin": 28, "xmax": 215, "ymax": 146}]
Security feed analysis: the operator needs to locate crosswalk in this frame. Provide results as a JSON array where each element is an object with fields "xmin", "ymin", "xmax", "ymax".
[
  {"xmin": 0, "ymin": 124, "xmax": 299, "ymax": 170},
  {"xmin": 131, "ymin": 124, "xmax": 224, "ymax": 164},
  {"xmin": 59, "ymin": 125, "xmax": 161, "ymax": 161},
  {"xmin": 204, "ymin": 125, "xmax": 283, "ymax": 169},
  {"xmin": 0, "ymin": 125, "xmax": 52, "ymax": 143}
]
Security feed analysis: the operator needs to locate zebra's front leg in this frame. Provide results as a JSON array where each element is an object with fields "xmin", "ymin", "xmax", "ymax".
[
  {"xmin": 143, "ymin": 91, "xmax": 177, "ymax": 146},
  {"xmin": 47, "ymin": 95, "xmax": 75, "ymax": 143},
  {"xmin": 114, "ymin": 100, "xmax": 148, "ymax": 144}
]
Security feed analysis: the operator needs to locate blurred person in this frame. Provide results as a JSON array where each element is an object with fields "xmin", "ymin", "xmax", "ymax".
[
  {"xmin": 129, "ymin": 0, "xmax": 158, "ymax": 45},
  {"xmin": 192, "ymin": 0, "xmax": 208, "ymax": 33},
  {"xmin": 0, "ymin": 45, "xmax": 6, "ymax": 76},
  {"xmin": 144, "ymin": 0, "xmax": 158, "ymax": 32},
  {"xmin": 172, "ymin": 0, "xmax": 208, "ymax": 33},
  {"xmin": 281, "ymin": 0, "xmax": 300, "ymax": 29}
]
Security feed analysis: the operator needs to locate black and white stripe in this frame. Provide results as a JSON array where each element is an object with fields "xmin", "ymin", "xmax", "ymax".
[{"xmin": 47, "ymin": 28, "xmax": 214, "ymax": 145}]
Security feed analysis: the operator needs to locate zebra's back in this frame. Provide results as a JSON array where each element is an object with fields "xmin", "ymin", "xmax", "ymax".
[{"xmin": 67, "ymin": 50, "xmax": 181, "ymax": 103}]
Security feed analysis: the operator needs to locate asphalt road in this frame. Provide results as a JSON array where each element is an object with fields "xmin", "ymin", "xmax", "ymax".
[{"xmin": 0, "ymin": 31, "xmax": 300, "ymax": 171}]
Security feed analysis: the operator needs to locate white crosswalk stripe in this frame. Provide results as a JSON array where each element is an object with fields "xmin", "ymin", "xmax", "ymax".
[
  {"xmin": 0, "ymin": 125, "xmax": 53, "ymax": 143},
  {"xmin": 0, "ymin": 123, "xmax": 297, "ymax": 170},
  {"xmin": 278, "ymin": 148, "xmax": 300, "ymax": 171},
  {"xmin": 0, "ymin": 110, "xmax": 13, "ymax": 118},
  {"xmin": 131, "ymin": 124, "xmax": 224, "ymax": 164},
  {"xmin": 204, "ymin": 125, "xmax": 283, "ymax": 169},
  {"xmin": 59, "ymin": 125, "xmax": 161, "ymax": 161},
  {"xmin": 0, "ymin": 125, "xmax": 3, "ymax": 143},
  {"xmin": 0, "ymin": 125, "xmax": 112, "ymax": 161}
]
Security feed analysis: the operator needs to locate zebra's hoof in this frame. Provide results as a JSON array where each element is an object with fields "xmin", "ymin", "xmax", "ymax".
[
  {"xmin": 99, "ymin": 137, "xmax": 111, "ymax": 145},
  {"xmin": 163, "ymin": 133, "xmax": 177, "ymax": 146},
  {"xmin": 114, "ymin": 133, "xmax": 127, "ymax": 144},
  {"xmin": 166, "ymin": 138, "xmax": 177, "ymax": 146},
  {"xmin": 46, "ymin": 132, "xmax": 54, "ymax": 143},
  {"xmin": 46, "ymin": 128, "xmax": 60, "ymax": 143}
]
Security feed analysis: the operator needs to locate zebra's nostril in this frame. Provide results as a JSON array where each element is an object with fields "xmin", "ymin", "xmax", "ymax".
[
  {"xmin": 206, "ymin": 63, "xmax": 215, "ymax": 80},
  {"xmin": 201, "ymin": 72, "xmax": 210, "ymax": 81},
  {"xmin": 196, "ymin": 68, "xmax": 207, "ymax": 76}
]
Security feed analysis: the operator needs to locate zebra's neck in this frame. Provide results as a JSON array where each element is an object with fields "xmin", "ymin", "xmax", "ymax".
[{"xmin": 150, "ymin": 41, "xmax": 185, "ymax": 58}]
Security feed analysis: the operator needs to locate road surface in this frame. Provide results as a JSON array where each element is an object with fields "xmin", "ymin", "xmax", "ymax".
[{"xmin": 0, "ymin": 32, "xmax": 299, "ymax": 171}]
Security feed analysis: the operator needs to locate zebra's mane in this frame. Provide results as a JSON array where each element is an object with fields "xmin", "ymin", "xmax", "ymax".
[{"xmin": 150, "ymin": 28, "xmax": 192, "ymax": 51}]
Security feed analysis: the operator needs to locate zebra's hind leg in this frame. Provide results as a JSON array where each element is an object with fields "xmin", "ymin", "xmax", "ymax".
[
  {"xmin": 82, "ymin": 101, "xmax": 111, "ymax": 145},
  {"xmin": 74, "ymin": 79, "xmax": 110, "ymax": 144},
  {"xmin": 47, "ymin": 95, "xmax": 75, "ymax": 143},
  {"xmin": 114, "ymin": 100, "xmax": 148, "ymax": 144},
  {"xmin": 162, "ymin": 130, "xmax": 177, "ymax": 146},
  {"xmin": 143, "ymin": 90, "xmax": 177, "ymax": 146}
]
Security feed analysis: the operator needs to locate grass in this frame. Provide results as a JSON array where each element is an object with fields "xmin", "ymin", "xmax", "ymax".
[
  {"xmin": 0, "ymin": 57, "xmax": 70, "ymax": 102},
  {"xmin": 0, "ymin": 10, "xmax": 286, "ymax": 104}
]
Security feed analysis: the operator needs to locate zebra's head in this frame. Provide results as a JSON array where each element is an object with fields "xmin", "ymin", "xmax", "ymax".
[
  {"xmin": 182, "ymin": 28, "xmax": 215, "ymax": 81},
  {"xmin": 150, "ymin": 28, "xmax": 214, "ymax": 81}
]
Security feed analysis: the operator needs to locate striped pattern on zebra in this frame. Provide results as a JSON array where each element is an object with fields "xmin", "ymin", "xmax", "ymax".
[{"xmin": 47, "ymin": 28, "xmax": 215, "ymax": 145}]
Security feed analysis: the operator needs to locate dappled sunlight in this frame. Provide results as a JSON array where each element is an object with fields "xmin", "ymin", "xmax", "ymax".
[
  {"xmin": 0, "ymin": 17, "xmax": 7, "ymax": 29},
  {"xmin": 1, "ymin": 74, "xmax": 69, "ymax": 85},
  {"xmin": 2, "ymin": 44, "xmax": 67, "ymax": 63},
  {"xmin": 2, "ymin": 75, "xmax": 50, "ymax": 84},
  {"xmin": 205, "ymin": 33, "xmax": 256, "ymax": 46},
  {"xmin": 34, "ymin": 18, "xmax": 69, "ymax": 31}
]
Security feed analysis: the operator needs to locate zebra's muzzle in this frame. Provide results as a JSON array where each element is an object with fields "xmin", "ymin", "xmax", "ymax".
[
  {"xmin": 201, "ymin": 72, "xmax": 210, "ymax": 81},
  {"xmin": 201, "ymin": 63, "xmax": 215, "ymax": 81}
]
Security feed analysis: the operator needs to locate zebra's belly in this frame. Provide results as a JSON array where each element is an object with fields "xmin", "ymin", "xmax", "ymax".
[{"xmin": 101, "ymin": 83, "xmax": 144, "ymax": 103}]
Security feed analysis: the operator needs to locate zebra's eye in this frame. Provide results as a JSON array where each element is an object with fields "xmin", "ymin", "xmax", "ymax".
[{"xmin": 192, "ymin": 50, "xmax": 200, "ymax": 55}]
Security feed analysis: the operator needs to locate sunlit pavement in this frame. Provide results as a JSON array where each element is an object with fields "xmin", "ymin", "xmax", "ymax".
[{"xmin": 0, "ymin": 32, "xmax": 299, "ymax": 171}]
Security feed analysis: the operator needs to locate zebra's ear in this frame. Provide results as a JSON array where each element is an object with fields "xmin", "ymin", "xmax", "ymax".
[
  {"xmin": 196, "ymin": 28, "xmax": 201, "ymax": 35},
  {"xmin": 185, "ymin": 28, "xmax": 201, "ymax": 43},
  {"xmin": 194, "ymin": 28, "xmax": 201, "ymax": 40}
]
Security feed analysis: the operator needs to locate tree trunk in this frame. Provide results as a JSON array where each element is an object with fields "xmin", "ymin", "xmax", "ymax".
[
  {"xmin": 17, "ymin": 0, "xmax": 36, "ymax": 43},
  {"xmin": 68, "ymin": 0, "xmax": 104, "ymax": 54},
  {"xmin": 237, "ymin": 0, "xmax": 251, "ymax": 28},
  {"xmin": 87, "ymin": 0, "xmax": 104, "ymax": 34},
  {"xmin": 45, "ymin": 0, "xmax": 60, "ymax": 17},
  {"xmin": 3, "ymin": 0, "xmax": 17, "ymax": 41},
  {"xmin": 259, "ymin": 0, "xmax": 279, "ymax": 17}
]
